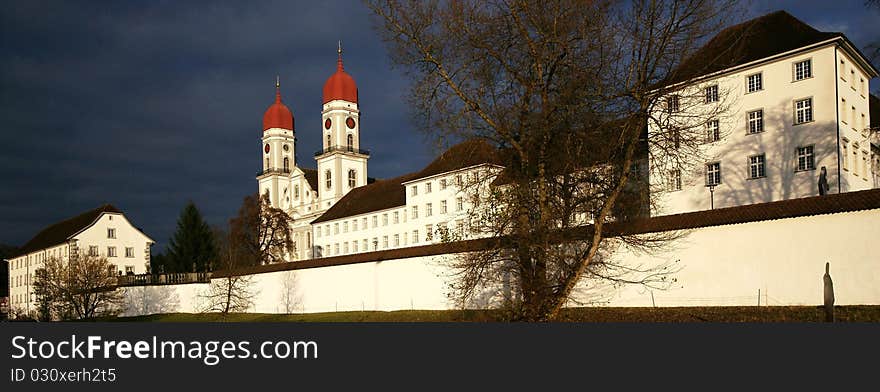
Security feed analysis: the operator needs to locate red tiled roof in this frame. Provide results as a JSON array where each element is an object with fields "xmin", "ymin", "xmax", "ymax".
[
  {"xmin": 217, "ymin": 188, "xmax": 880, "ymax": 277},
  {"xmin": 311, "ymin": 139, "xmax": 503, "ymax": 224},
  {"xmin": 15, "ymin": 204, "xmax": 122, "ymax": 256},
  {"xmin": 661, "ymin": 10, "xmax": 843, "ymax": 87}
]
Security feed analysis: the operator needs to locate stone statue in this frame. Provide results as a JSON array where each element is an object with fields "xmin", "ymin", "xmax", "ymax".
[
  {"xmin": 823, "ymin": 262, "xmax": 834, "ymax": 322},
  {"xmin": 818, "ymin": 166, "xmax": 829, "ymax": 196}
]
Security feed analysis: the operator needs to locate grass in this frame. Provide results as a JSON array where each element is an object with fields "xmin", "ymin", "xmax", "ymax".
[{"xmin": 110, "ymin": 305, "xmax": 880, "ymax": 322}]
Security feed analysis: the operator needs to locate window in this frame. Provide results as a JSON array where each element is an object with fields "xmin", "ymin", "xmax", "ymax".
[
  {"xmin": 862, "ymin": 151, "xmax": 869, "ymax": 178},
  {"xmin": 749, "ymin": 154, "xmax": 766, "ymax": 179},
  {"xmin": 426, "ymin": 225, "xmax": 434, "ymax": 241},
  {"xmin": 343, "ymin": 221, "xmax": 349, "ymax": 233},
  {"xmin": 372, "ymin": 215, "xmax": 378, "ymax": 228},
  {"xmin": 382, "ymin": 214, "xmax": 388, "ymax": 226},
  {"xmin": 842, "ymin": 139, "xmax": 849, "ymax": 171},
  {"xmin": 706, "ymin": 119, "xmax": 720, "ymax": 142},
  {"xmin": 411, "ymin": 185, "xmax": 418, "ymax": 196},
  {"xmin": 283, "ymin": 157, "xmax": 290, "ymax": 171},
  {"xmin": 794, "ymin": 59, "xmax": 811, "ymax": 80},
  {"xmin": 441, "ymin": 200, "xmax": 448, "ymax": 214},
  {"xmin": 412, "ymin": 230, "xmax": 419, "ymax": 244},
  {"xmin": 851, "ymin": 106, "xmax": 856, "ymax": 129},
  {"xmin": 860, "ymin": 78, "xmax": 866, "ymax": 96},
  {"xmin": 324, "ymin": 225, "xmax": 329, "ymax": 236},
  {"xmin": 705, "ymin": 85, "xmax": 718, "ymax": 103},
  {"xmin": 347, "ymin": 134, "xmax": 354, "ymax": 151},
  {"xmin": 125, "ymin": 247, "xmax": 134, "ymax": 258},
  {"xmin": 362, "ymin": 217, "xmax": 367, "ymax": 228},
  {"xmin": 440, "ymin": 179, "xmax": 447, "ymax": 190},
  {"xmin": 456, "ymin": 197, "xmax": 464, "ymax": 211},
  {"xmin": 411, "ymin": 206, "xmax": 418, "ymax": 219},
  {"xmin": 107, "ymin": 228, "xmax": 116, "ymax": 239},
  {"xmin": 326, "ymin": 134, "xmax": 331, "ymax": 148},
  {"xmin": 853, "ymin": 143, "xmax": 860, "ymax": 177},
  {"xmin": 841, "ymin": 98, "xmax": 847, "ymax": 123},
  {"xmin": 316, "ymin": 227, "xmax": 322, "ymax": 238},
  {"xmin": 667, "ymin": 170, "xmax": 682, "ymax": 191},
  {"xmin": 353, "ymin": 241, "xmax": 358, "ymax": 252},
  {"xmin": 382, "ymin": 236, "xmax": 388, "ymax": 249},
  {"xmin": 334, "ymin": 243, "xmax": 339, "ymax": 255},
  {"xmin": 352, "ymin": 219, "xmax": 358, "ymax": 231},
  {"xmin": 334, "ymin": 223, "xmax": 339, "ymax": 234},
  {"xmin": 794, "ymin": 98, "xmax": 813, "ymax": 124},
  {"xmin": 372, "ymin": 238, "xmax": 378, "ymax": 251},
  {"xmin": 426, "ymin": 203, "xmax": 433, "ymax": 217},
  {"xmin": 348, "ymin": 169, "xmax": 356, "ymax": 188},
  {"xmin": 850, "ymin": 70, "xmax": 855, "ymax": 88},
  {"xmin": 862, "ymin": 114, "xmax": 867, "ymax": 132},
  {"xmin": 455, "ymin": 175, "xmax": 463, "ymax": 187},
  {"xmin": 343, "ymin": 242, "xmax": 349, "ymax": 254},
  {"xmin": 89, "ymin": 246, "xmax": 98, "ymax": 257},
  {"xmin": 393, "ymin": 211, "xmax": 399, "ymax": 224},
  {"xmin": 294, "ymin": 185, "xmax": 299, "ymax": 199},
  {"xmin": 667, "ymin": 95, "xmax": 680, "ymax": 113},
  {"xmin": 796, "ymin": 146, "xmax": 815, "ymax": 171},
  {"xmin": 426, "ymin": 182, "xmax": 432, "ymax": 193},
  {"xmin": 747, "ymin": 109, "xmax": 763, "ymax": 134},
  {"xmin": 839, "ymin": 60, "xmax": 846, "ymax": 79},
  {"xmin": 107, "ymin": 247, "xmax": 117, "ymax": 257},
  {"xmin": 362, "ymin": 239, "xmax": 367, "ymax": 251},
  {"xmin": 125, "ymin": 266, "xmax": 134, "ymax": 275},
  {"xmin": 706, "ymin": 163, "xmax": 721, "ymax": 186},
  {"xmin": 325, "ymin": 170, "xmax": 332, "ymax": 190},
  {"xmin": 672, "ymin": 130, "xmax": 681, "ymax": 149},
  {"xmin": 747, "ymin": 73, "xmax": 762, "ymax": 93},
  {"xmin": 394, "ymin": 234, "xmax": 400, "ymax": 247}
]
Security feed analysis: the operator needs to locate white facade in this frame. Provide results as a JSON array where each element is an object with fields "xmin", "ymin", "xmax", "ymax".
[
  {"xmin": 312, "ymin": 166, "xmax": 497, "ymax": 257},
  {"xmin": 120, "ymin": 205, "xmax": 880, "ymax": 315},
  {"xmin": 7, "ymin": 209, "xmax": 154, "ymax": 315},
  {"xmin": 650, "ymin": 38, "xmax": 878, "ymax": 216}
]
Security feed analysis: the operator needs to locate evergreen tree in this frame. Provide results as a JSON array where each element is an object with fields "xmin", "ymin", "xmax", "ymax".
[{"xmin": 166, "ymin": 202, "xmax": 216, "ymax": 272}]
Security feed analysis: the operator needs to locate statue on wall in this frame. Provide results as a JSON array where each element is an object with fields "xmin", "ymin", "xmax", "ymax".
[
  {"xmin": 823, "ymin": 262, "xmax": 834, "ymax": 322},
  {"xmin": 817, "ymin": 166, "xmax": 829, "ymax": 196}
]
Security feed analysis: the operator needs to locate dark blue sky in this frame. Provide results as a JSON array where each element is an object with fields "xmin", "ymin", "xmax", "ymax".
[{"xmin": 1, "ymin": 1, "xmax": 878, "ymax": 253}]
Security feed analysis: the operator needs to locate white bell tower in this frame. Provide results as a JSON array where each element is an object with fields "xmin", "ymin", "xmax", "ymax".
[
  {"xmin": 257, "ymin": 77, "xmax": 296, "ymax": 209},
  {"xmin": 316, "ymin": 43, "xmax": 369, "ymax": 208}
]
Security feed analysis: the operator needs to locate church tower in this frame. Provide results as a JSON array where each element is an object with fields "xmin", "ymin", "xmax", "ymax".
[
  {"xmin": 258, "ymin": 77, "xmax": 296, "ymax": 209},
  {"xmin": 316, "ymin": 43, "xmax": 369, "ymax": 209}
]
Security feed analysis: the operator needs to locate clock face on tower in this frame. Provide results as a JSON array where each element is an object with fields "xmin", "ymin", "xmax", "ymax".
[
  {"xmin": 324, "ymin": 118, "xmax": 332, "ymax": 130},
  {"xmin": 346, "ymin": 117, "xmax": 356, "ymax": 129},
  {"xmin": 264, "ymin": 144, "xmax": 270, "ymax": 153}
]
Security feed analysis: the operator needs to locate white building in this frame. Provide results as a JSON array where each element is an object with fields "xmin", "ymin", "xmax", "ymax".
[
  {"xmin": 258, "ymin": 45, "xmax": 503, "ymax": 260},
  {"xmin": 649, "ymin": 11, "xmax": 878, "ymax": 216},
  {"xmin": 5, "ymin": 204, "xmax": 154, "ymax": 315}
]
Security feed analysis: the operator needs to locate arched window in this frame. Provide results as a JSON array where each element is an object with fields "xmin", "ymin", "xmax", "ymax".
[
  {"xmin": 347, "ymin": 134, "xmax": 354, "ymax": 151},
  {"xmin": 294, "ymin": 185, "xmax": 299, "ymax": 199},
  {"xmin": 325, "ymin": 170, "xmax": 332, "ymax": 190},
  {"xmin": 348, "ymin": 169, "xmax": 356, "ymax": 188},
  {"xmin": 326, "ymin": 134, "xmax": 331, "ymax": 149},
  {"xmin": 283, "ymin": 157, "xmax": 289, "ymax": 172}
]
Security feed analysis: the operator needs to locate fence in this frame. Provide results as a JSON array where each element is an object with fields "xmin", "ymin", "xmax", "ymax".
[{"xmin": 116, "ymin": 272, "xmax": 212, "ymax": 287}]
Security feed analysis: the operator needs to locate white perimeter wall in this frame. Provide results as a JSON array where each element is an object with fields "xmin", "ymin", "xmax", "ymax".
[{"xmin": 122, "ymin": 208, "xmax": 880, "ymax": 316}]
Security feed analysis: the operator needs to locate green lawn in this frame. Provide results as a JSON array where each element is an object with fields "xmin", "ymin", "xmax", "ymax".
[{"xmin": 112, "ymin": 305, "xmax": 880, "ymax": 322}]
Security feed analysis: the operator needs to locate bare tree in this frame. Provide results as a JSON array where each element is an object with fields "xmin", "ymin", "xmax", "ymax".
[
  {"xmin": 229, "ymin": 192, "xmax": 294, "ymax": 266},
  {"xmin": 369, "ymin": 0, "xmax": 739, "ymax": 320},
  {"xmin": 32, "ymin": 254, "xmax": 124, "ymax": 320},
  {"xmin": 279, "ymin": 271, "xmax": 301, "ymax": 313},
  {"xmin": 122, "ymin": 286, "xmax": 180, "ymax": 316},
  {"xmin": 200, "ymin": 225, "xmax": 257, "ymax": 314}
]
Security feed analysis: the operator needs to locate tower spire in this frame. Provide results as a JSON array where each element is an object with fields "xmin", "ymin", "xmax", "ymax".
[
  {"xmin": 337, "ymin": 41, "xmax": 344, "ymax": 71},
  {"xmin": 274, "ymin": 75, "xmax": 281, "ymax": 103}
]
